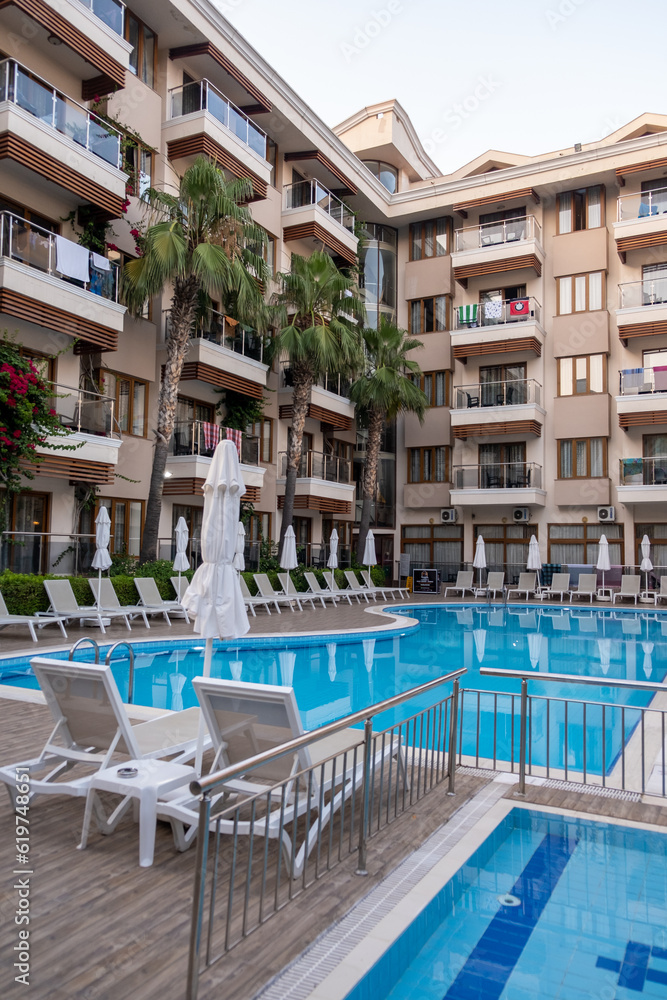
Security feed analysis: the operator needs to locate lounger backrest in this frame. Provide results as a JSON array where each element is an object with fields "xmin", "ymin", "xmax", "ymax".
[
  {"xmin": 576, "ymin": 574, "xmax": 597, "ymax": 592},
  {"xmin": 171, "ymin": 577, "xmax": 188, "ymax": 600},
  {"xmin": 517, "ymin": 573, "xmax": 536, "ymax": 590},
  {"xmin": 455, "ymin": 571, "xmax": 473, "ymax": 588},
  {"xmin": 193, "ymin": 677, "xmax": 314, "ymax": 789},
  {"xmin": 89, "ymin": 577, "xmax": 120, "ymax": 608},
  {"xmin": 620, "ymin": 575, "xmax": 640, "ymax": 594},
  {"xmin": 30, "ymin": 658, "xmax": 138, "ymax": 757},
  {"xmin": 254, "ymin": 574, "xmax": 279, "ymax": 598},
  {"xmin": 361, "ymin": 571, "xmax": 377, "ymax": 589},
  {"xmin": 239, "ymin": 576, "xmax": 253, "ymax": 599},
  {"xmin": 486, "ymin": 572, "xmax": 504, "ymax": 589},
  {"xmin": 344, "ymin": 571, "xmax": 363, "ymax": 590},
  {"xmin": 660, "ymin": 576, "xmax": 667, "ymax": 596},
  {"xmin": 304, "ymin": 572, "xmax": 324, "ymax": 593},
  {"xmin": 278, "ymin": 573, "xmax": 297, "ymax": 596},
  {"xmin": 550, "ymin": 574, "xmax": 570, "ymax": 591},
  {"xmin": 44, "ymin": 579, "xmax": 80, "ymax": 613},
  {"xmin": 135, "ymin": 578, "xmax": 164, "ymax": 605},
  {"xmin": 0, "ymin": 591, "xmax": 8, "ymax": 616}
]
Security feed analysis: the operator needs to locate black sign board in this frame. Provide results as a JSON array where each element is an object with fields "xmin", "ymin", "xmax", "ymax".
[{"xmin": 412, "ymin": 568, "xmax": 439, "ymax": 594}]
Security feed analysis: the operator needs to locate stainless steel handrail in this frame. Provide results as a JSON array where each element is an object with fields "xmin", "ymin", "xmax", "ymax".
[
  {"xmin": 68, "ymin": 637, "xmax": 100, "ymax": 663},
  {"xmin": 105, "ymin": 641, "xmax": 135, "ymax": 702}
]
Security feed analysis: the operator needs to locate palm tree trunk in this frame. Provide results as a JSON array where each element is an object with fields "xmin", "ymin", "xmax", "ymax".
[
  {"xmin": 356, "ymin": 408, "xmax": 384, "ymax": 563},
  {"xmin": 140, "ymin": 275, "xmax": 199, "ymax": 563},
  {"xmin": 278, "ymin": 364, "xmax": 312, "ymax": 559}
]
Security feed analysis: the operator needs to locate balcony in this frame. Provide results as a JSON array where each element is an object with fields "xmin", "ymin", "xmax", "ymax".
[
  {"xmin": 279, "ymin": 362, "xmax": 355, "ymax": 430},
  {"xmin": 617, "ymin": 278, "xmax": 667, "ymax": 343},
  {"xmin": 0, "ymin": 212, "xmax": 125, "ymax": 351},
  {"xmin": 614, "ymin": 187, "xmax": 667, "ymax": 259},
  {"xmin": 617, "ymin": 366, "xmax": 667, "ymax": 428},
  {"xmin": 450, "ymin": 462, "xmax": 546, "ymax": 507},
  {"xmin": 277, "ymin": 451, "xmax": 356, "ymax": 516},
  {"xmin": 618, "ymin": 456, "xmax": 667, "ymax": 503},
  {"xmin": 451, "ymin": 297, "xmax": 545, "ymax": 362},
  {"xmin": 451, "ymin": 216, "xmax": 544, "ymax": 287},
  {"xmin": 450, "ymin": 379, "xmax": 544, "ymax": 439},
  {"xmin": 165, "ymin": 80, "xmax": 271, "ymax": 198},
  {"xmin": 282, "ymin": 180, "xmax": 358, "ymax": 266},
  {"xmin": 164, "ymin": 421, "xmax": 265, "ymax": 499},
  {"xmin": 78, "ymin": 0, "xmax": 125, "ymax": 35},
  {"xmin": 34, "ymin": 383, "xmax": 122, "ymax": 483}
]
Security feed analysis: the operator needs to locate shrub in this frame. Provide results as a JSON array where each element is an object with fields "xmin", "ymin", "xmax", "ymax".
[{"xmin": 134, "ymin": 560, "xmax": 177, "ymax": 599}]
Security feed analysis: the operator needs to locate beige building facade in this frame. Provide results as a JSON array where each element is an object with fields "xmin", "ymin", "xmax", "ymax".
[{"xmin": 1, "ymin": 0, "xmax": 667, "ymax": 584}]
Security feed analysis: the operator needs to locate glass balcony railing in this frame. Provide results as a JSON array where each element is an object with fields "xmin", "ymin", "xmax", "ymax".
[
  {"xmin": 0, "ymin": 59, "xmax": 122, "ymax": 168},
  {"xmin": 164, "ymin": 310, "xmax": 266, "ymax": 364},
  {"xmin": 169, "ymin": 421, "xmax": 259, "ymax": 466},
  {"xmin": 0, "ymin": 212, "xmax": 119, "ymax": 301},
  {"xmin": 453, "ymin": 297, "xmax": 541, "ymax": 330},
  {"xmin": 619, "ymin": 367, "xmax": 667, "ymax": 395},
  {"xmin": 618, "ymin": 279, "xmax": 667, "ymax": 309},
  {"xmin": 452, "ymin": 378, "xmax": 542, "ymax": 409},
  {"xmin": 617, "ymin": 187, "xmax": 667, "ymax": 221},
  {"xmin": 169, "ymin": 79, "xmax": 267, "ymax": 160},
  {"xmin": 454, "ymin": 215, "xmax": 541, "ymax": 252},
  {"xmin": 452, "ymin": 463, "xmax": 542, "ymax": 490},
  {"xmin": 78, "ymin": 0, "xmax": 125, "ymax": 34},
  {"xmin": 279, "ymin": 450, "xmax": 351, "ymax": 484},
  {"xmin": 284, "ymin": 180, "xmax": 355, "ymax": 232},
  {"xmin": 280, "ymin": 363, "xmax": 351, "ymax": 398},
  {"xmin": 48, "ymin": 381, "xmax": 118, "ymax": 437},
  {"xmin": 619, "ymin": 456, "xmax": 667, "ymax": 486}
]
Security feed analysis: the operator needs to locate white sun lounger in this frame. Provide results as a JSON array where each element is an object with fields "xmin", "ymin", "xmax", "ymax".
[
  {"xmin": 303, "ymin": 572, "xmax": 338, "ymax": 607},
  {"xmin": 612, "ymin": 575, "xmax": 641, "ymax": 605},
  {"xmin": 157, "ymin": 678, "xmax": 405, "ymax": 877},
  {"xmin": 88, "ymin": 578, "xmax": 153, "ymax": 628},
  {"xmin": 536, "ymin": 573, "xmax": 571, "ymax": 601},
  {"xmin": 254, "ymin": 574, "xmax": 301, "ymax": 613},
  {"xmin": 444, "ymin": 571, "xmax": 474, "ymax": 599},
  {"xmin": 344, "ymin": 570, "xmax": 373, "ymax": 602},
  {"xmin": 239, "ymin": 576, "xmax": 273, "ymax": 616},
  {"xmin": 506, "ymin": 573, "xmax": 538, "ymax": 601},
  {"xmin": 326, "ymin": 572, "xmax": 357, "ymax": 605},
  {"xmin": 0, "ymin": 590, "xmax": 68, "ymax": 643},
  {"xmin": 570, "ymin": 574, "xmax": 597, "ymax": 603},
  {"xmin": 170, "ymin": 576, "xmax": 189, "ymax": 601},
  {"xmin": 0, "ymin": 658, "xmax": 207, "ymax": 807},
  {"xmin": 361, "ymin": 571, "xmax": 408, "ymax": 601},
  {"xmin": 474, "ymin": 572, "xmax": 505, "ymax": 599},
  {"xmin": 278, "ymin": 573, "xmax": 317, "ymax": 610},
  {"xmin": 134, "ymin": 577, "xmax": 188, "ymax": 623},
  {"xmin": 43, "ymin": 579, "xmax": 132, "ymax": 634},
  {"xmin": 654, "ymin": 577, "xmax": 667, "ymax": 606}
]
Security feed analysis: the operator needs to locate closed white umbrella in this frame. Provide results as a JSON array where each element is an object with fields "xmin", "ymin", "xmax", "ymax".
[
  {"xmin": 597, "ymin": 534, "xmax": 611, "ymax": 591},
  {"xmin": 173, "ymin": 516, "xmax": 190, "ymax": 597},
  {"xmin": 230, "ymin": 649, "xmax": 243, "ymax": 681},
  {"xmin": 642, "ymin": 640, "xmax": 654, "ymax": 679},
  {"xmin": 91, "ymin": 507, "xmax": 112, "ymax": 611},
  {"xmin": 278, "ymin": 649, "xmax": 296, "ymax": 687},
  {"xmin": 473, "ymin": 534, "xmax": 486, "ymax": 590},
  {"xmin": 280, "ymin": 525, "xmax": 298, "ymax": 571},
  {"xmin": 640, "ymin": 534, "xmax": 653, "ymax": 593},
  {"xmin": 181, "ymin": 439, "xmax": 250, "ymax": 773},
  {"xmin": 473, "ymin": 628, "xmax": 486, "ymax": 663},
  {"xmin": 526, "ymin": 534, "xmax": 541, "ymax": 590},
  {"xmin": 169, "ymin": 671, "xmax": 186, "ymax": 712},
  {"xmin": 363, "ymin": 530, "xmax": 377, "ymax": 591},
  {"xmin": 597, "ymin": 637, "xmax": 612, "ymax": 676},
  {"xmin": 327, "ymin": 528, "xmax": 339, "ymax": 589},
  {"xmin": 233, "ymin": 522, "xmax": 245, "ymax": 572},
  {"xmin": 362, "ymin": 637, "xmax": 375, "ymax": 702},
  {"xmin": 528, "ymin": 632, "xmax": 543, "ymax": 670},
  {"xmin": 326, "ymin": 642, "xmax": 337, "ymax": 682}
]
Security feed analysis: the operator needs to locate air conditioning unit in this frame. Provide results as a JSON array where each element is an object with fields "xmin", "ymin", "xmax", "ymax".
[
  {"xmin": 598, "ymin": 505, "xmax": 616, "ymax": 522},
  {"xmin": 440, "ymin": 508, "xmax": 457, "ymax": 523},
  {"xmin": 512, "ymin": 507, "xmax": 530, "ymax": 523}
]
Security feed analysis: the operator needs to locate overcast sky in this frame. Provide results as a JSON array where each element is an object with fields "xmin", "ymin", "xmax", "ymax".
[{"xmin": 216, "ymin": 0, "xmax": 666, "ymax": 174}]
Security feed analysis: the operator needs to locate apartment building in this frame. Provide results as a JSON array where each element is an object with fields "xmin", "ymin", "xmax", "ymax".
[{"xmin": 1, "ymin": 0, "xmax": 666, "ymax": 585}]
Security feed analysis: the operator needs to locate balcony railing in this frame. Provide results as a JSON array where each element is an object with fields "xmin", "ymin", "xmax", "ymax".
[
  {"xmin": 284, "ymin": 180, "xmax": 355, "ymax": 232},
  {"xmin": 0, "ymin": 212, "xmax": 119, "ymax": 300},
  {"xmin": 169, "ymin": 80, "xmax": 267, "ymax": 160},
  {"xmin": 78, "ymin": 0, "xmax": 125, "ymax": 34},
  {"xmin": 453, "ymin": 297, "xmax": 541, "ymax": 330},
  {"xmin": 618, "ymin": 279, "xmax": 667, "ymax": 309},
  {"xmin": 170, "ymin": 421, "xmax": 259, "ymax": 466},
  {"xmin": 0, "ymin": 59, "xmax": 122, "ymax": 168},
  {"xmin": 452, "ymin": 378, "xmax": 542, "ymax": 409},
  {"xmin": 49, "ymin": 381, "xmax": 118, "ymax": 437},
  {"xmin": 279, "ymin": 450, "xmax": 351, "ymax": 484},
  {"xmin": 619, "ymin": 367, "xmax": 667, "ymax": 395},
  {"xmin": 454, "ymin": 215, "xmax": 541, "ymax": 252},
  {"xmin": 280, "ymin": 362, "xmax": 350, "ymax": 398},
  {"xmin": 1, "ymin": 531, "xmax": 96, "ymax": 575},
  {"xmin": 617, "ymin": 187, "xmax": 667, "ymax": 221},
  {"xmin": 452, "ymin": 463, "xmax": 542, "ymax": 490},
  {"xmin": 165, "ymin": 310, "xmax": 266, "ymax": 364},
  {"xmin": 619, "ymin": 456, "xmax": 667, "ymax": 487}
]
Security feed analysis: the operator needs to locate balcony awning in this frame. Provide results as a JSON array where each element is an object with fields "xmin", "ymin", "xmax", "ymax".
[
  {"xmin": 163, "ymin": 477, "xmax": 261, "ymax": 502},
  {"xmin": 279, "ymin": 401, "xmax": 353, "ymax": 431},
  {"xmin": 283, "ymin": 222, "xmax": 357, "ymax": 267},
  {"xmin": 169, "ymin": 42, "xmax": 271, "ymax": 114},
  {"xmin": 277, "ymin": 495, "xmax": 352, "ymax": 515},
  {"xmin": 284, "ymin": 151, "xmax": 357, "ymax": 196},
  {"xmin": 618, "ymin": 320, "xmax": 667, "ymax": 344},
  {"xmin": 619, "ymin": 411, "xmax": 667, "ymax": 428},
  {"xmin": 176, "ymin": 362, "xmax": 264, "ymax": 400},
  {"xmin": 28, "ymin": 454, "xmax": 114, "ymax": 484},
  {"xmin": 454, "ymin": 253, "xmax": 542, "ymax": 287},
  {"xmin": 167, "ymin": 134, "xmax": 267, "ymax": 202},
  {"xmin": 616, "ymin": 156, "xmax": 667, "ymax": 185},
  {"xmin": 453, "ymin": 187, "xmax": 539, "ymax": 217},
  {"xmin": 453, "ymin": 419, "xmax": 542, "ymax": 439},
  {"xmin": 0, "ymin": 288, "xmax": 118, "ymax": 352},
  {"xmin": 453, "ymin": 337, "xmax": 542, "ymax": 361}
]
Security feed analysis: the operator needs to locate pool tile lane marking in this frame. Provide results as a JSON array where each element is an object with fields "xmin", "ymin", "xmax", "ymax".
[
  {"xmin": 597, "ymin": 943, "xmax": 667, "ymax": 991},
  {"xmin": 442, "ymin": 831, "xmax": 578, "ymax": 1000}
]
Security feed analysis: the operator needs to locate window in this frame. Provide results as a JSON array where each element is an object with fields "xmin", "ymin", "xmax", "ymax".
[
  {"xmin": 635, "ymin": 523, "xmax": 667, "ymax": 576},
  {"xmin": 640, "ymin": 178, "xmax": 667, "ymax": 215},
  {"xmin": 176, "ymin": 396, "xmax": 215, "ymax": 425},
  {"xmin": 557, "ymin": 271, "xmax": 604, "ymax": 314},
  {"xmin": 474, "ymin": 524, "xmax": 535, "ymax": 577},
  {"xmin": 479, "ymin": 364, "xmax": 526, "ymax": 405},
  {"xmin": 266, "ymin": 138, "xmax": 278, "ymax": 187},
  {"xmin": 642, "ymin": 262, "xmax": 667, "ymax": 305},
  {"xmin": 410, "ymin": 219, "xmax": 448, "ymax": 260},
  {"xmin": 401, "ymin": 523, "xmax": 463, "ymax": 580},
  {"xmin": 18, "ymin": 347, "xmax": 55, "ymax": 383},
  {"xmin": 89, "ymin": 498, "xmax": 144, "ymax": 556},
  {"xmin": 412, "ymin": 371, "xmax": 449, "ymax": 407},
  {"xmin": 102, "ymin": 371, "xmax": 147, "ymax": 436},
  {"xmin": 409, "ymin": 296, "xmax": 448, "ymax": 334},
  {"xmin": 643, "ymin": 348, "xmax": 667, "ymax": 369},
  {"xmin": 0, "ymin": 197, "xmax": 59, "ymax": 233},
  {"xmin": 479, "ymin": 443, "xmax": 526, "ymax": 488},
  {"xmin": 557, "ymin": 355, "xmax": 606, "ymax": 395},
  {"xmin": 125, "ymin": 10, "xmax": 156, "ymax": 87},
  {"xmin": 408, "ymin": 446, "xmax": 450, "ymax": 483},
  {"xmin": 172, "ymin": 504, "xmax": 202, "ymax": 567},
  {"xmin": 247, "ymin": 417, "xmax": 273, "ymax": 463},
  {"xmin": 557, "ymin": 186, "xmax": 604, "ymax": 233},
  {"xmin": 548, "ymin": 522, "xmax": 623, "ymax": 565},
  {"xmin": 558, "ymin": 438, "xmax": 607, "ymax": 478},
  {"xmin": 124, "ymin": 143, "xmax": 152, "ymax": 198},
  {"xmin": 362, "ymin": 160, "xmax": 398, "ymax": 194},
  {"xmin": 2, "ymin": 491, "xmax": 49, "ymax": 573},
  {"xmin": 248, "ymin": 512, "xmax": 271, "ymax": 542}
]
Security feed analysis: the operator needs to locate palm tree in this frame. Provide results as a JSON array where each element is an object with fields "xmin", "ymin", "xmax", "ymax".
[
  {"xmin": 123, "ymin": 156, "xmax": 268, "ymax": 563},
  {"xmin": 272, "ymin": 251, "xmax": 364, "ymax": 559},
  {"xmin": 350, "ymin": 321, "xmax": 430, "ymax": 564}
]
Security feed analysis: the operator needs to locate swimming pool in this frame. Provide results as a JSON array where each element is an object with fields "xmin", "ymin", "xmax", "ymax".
[
  {"xmin": 345, "ymin": 807, "xmax": 667, "ymax": 1000},
  {"xmin": 1, "ymin": 605, "xmax": 664, "ymax": 771}
]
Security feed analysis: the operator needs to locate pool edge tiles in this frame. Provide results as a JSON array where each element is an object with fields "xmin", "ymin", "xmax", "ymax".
[{"xmin": 259, "ymin": 792, "xmax": 667, "ymax": 1000}]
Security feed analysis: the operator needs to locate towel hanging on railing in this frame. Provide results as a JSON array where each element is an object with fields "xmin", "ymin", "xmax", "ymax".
[
  {"xmin": 225, "ymin": 427, "xmax": 242, "ymax": 458},
  {"xmin": 55, "ymin": 236, "xmax": 90, "ymax": 282}
]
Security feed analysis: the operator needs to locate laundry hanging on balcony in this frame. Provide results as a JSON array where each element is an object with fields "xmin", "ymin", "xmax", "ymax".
[
  {"xmin": 55, "ymin": 236, "xmax": 90, "ymax": 282},
  {"xmin": 457, "ymin": 304, "xmax": 478, "ymax": 326},
  {"xmin": 201, "ymin": 422, "xmax": 221, "ymax": 451},
  {"xmin": 91, "ymin": 252, "xmax": 111, "ymax": 271},
  {"xmin": 225, "ymin": 427, "xmax": 242, "ymax": 459},
  {"xmin": 484, "ymin": 300, "xmax": 503, "ymax": 320},
  {"xmin": 509, "ymin": 298, "xmax": 530, "ymax": 317}
]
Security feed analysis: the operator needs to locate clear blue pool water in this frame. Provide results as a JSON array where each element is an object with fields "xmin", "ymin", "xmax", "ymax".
[
  {"xmin": 345, "ymin": 808, "xmax": 667, "ymax": 1000},
  {"xmin": 2, "ymin": 605, "xmax": 665, "ymax": 772}
]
